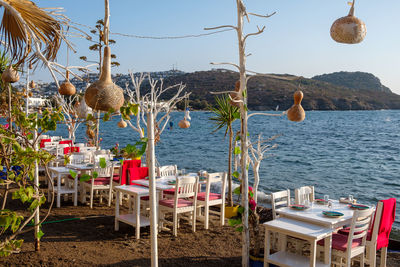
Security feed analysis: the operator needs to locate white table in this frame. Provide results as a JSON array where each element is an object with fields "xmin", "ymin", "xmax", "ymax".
[
  {"xmin": 48, "ymin": 166, "xmax": 78, "ymax": 208},
  {"xmin": 264, "ymin": 217, "xmax": 332, "ymax": 267},
  {"xmin": 114, "ymin": 185, "xmax": 151, "ymax": 239},
  {"xmin": 66, "ymin": 164, "xmax": 94, "ymax": 204},
  {"xmin": 133, "ymin": 173, "xmax": 202, "ymax": 190},
  {"xmin": 276, "ymin": 200, "xmax": 356, "ymax": 229}
]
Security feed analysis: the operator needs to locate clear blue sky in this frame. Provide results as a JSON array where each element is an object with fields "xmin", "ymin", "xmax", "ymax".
[{"xmin": 31, "ymin": 0, "xmax": 400, "ymax": 94}]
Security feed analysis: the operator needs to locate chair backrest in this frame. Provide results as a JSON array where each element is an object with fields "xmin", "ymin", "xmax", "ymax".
[
  {"xmin": 204, "ymin": 172, "xmax": 227, "ymax": 202},
  {"xmin": 271, "ymin": 189, "xmax": 291, "ymax": 219},
  {"xmin": 175, "ymin": 176, "xmax": 198, "ymax": 199},
  {"xmin": 346, "ymin": 208, "xmax": 374, "ymax": 254},
  {"xmin": 157, "ymin": 165, "xmax": 177, "ymax": 177},
  {"xmin": 51, "ymin": 136, "xmax": 62, "ymax": 142},
  {"xmin": 295, "ymin": 185, "xmax": 314, "ymax": 205},
  {"xmin": 94, "ymin": 153, "xmax": 113, "ymax": 163},
  {"xmin": 75, "ymin": 143, "xmax": 85, "ymax": 148},
  {"xmin": 369, "ymin": 201, "xmax": 384, "ymax": 244},
  {"xmin": 80, "ymin": 146, "xmax": 97, "ymax": 152},
  {"xmin": 70, "ymin": 152, "xmax": 92, "ymax": 164},
  {"xmin": 93, "ymin": 162, "xmax": 113, "ymax": 178},
  {"xmin": 57, "ymin": 144, "xmax": 70, "ymax": 156}
]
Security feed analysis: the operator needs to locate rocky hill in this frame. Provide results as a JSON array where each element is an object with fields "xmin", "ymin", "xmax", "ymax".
[
  {"xmin": 160, "ymin": 70, "xmax": 400, "ymax": 110},
  {"xmin": 312, "ymin": 71, "xmax": 391, "ymax": 93}
]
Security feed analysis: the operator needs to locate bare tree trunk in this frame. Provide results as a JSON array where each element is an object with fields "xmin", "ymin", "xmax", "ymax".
[
  {"xmin": 8, "ymin": 83, "xmax": 12, "ymax": 131},
  {"xmin": 227, "ymin": 126, "xmax": 233, "ymax": 206}
]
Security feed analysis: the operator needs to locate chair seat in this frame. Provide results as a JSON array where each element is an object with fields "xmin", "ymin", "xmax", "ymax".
[
  {"xmin": 84, "ymin": 177, "xmax": 110, "ymax": 186},
  {"xmin": 141, "ymin": 196, "xmax": 149, "ymax": 201},
  {"xmin": 196, "ymin": 192, "xmax": 221, "ymax": 201},
  {"xmin": 338, "ymin": 227, "xmax": 372, "ymax": 241},
  {"xmin": 159, "ymin": 198, "xmax": 193, "ymax": 208},
  {"xmin": 317, "ymin": 233, "xmax": 363, "ymax": 252},
  {"xmin": 113, "ymin": 174, "xmax": 120, "ymax": 182}
]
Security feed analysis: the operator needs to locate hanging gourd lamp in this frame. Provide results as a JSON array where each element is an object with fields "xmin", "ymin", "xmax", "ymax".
[
  {"xmin": 230, "ymin": 80, "xmax": 241, "ymax": 107},
  {"xmin": 178, "ymin": 117, "xmax": 190, "ymax": 129},
  {"xmin": 330, "ymin": 0, "xmax": 366, "ymax": 44},
  {"xmin": 118, "ymin": 119, "xmax": 127, "ymax": 128},
  {"xmin": 59, "ymin": 71, "xmax": 76, "ymax": 96},
  {"xmin": 287, "ymin": 90, "xmax": 305, "ymax": 122},
  {"xmin": 84, "ymin": 46, "xmax": 124, "ymax": 111},
  {"xmin": 29, "ymin": 80, "xmax": 36, "ymax": 89},
  {"xmin": 2, "ymin": 65, "xmax": 19, "ymax": 83}
]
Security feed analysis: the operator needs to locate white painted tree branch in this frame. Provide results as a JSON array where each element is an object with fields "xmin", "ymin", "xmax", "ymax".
[
  {"xmin": 210, "ymin": 62, "xmax": 240, "ymax": 70},
  {"xmin": 204, "ymin": 25, "xmax": 237, "ymax": 31},
  {"xmin": 247, "ymin": 12, "xmax": 276, "ymax": 18},
  {"xmin": 247, "ymin": 112, "xmax": 285, "ymax": 119}
]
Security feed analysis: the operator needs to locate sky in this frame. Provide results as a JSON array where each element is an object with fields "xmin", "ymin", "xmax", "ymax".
[{"xmin": 27, "ymin": 0, "xmax": 400, "ymax": 94}]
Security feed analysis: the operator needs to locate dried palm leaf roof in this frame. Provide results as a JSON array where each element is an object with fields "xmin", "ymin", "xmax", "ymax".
[{"xmin": 0, "ymin": 0, "xmax": 62, "ymax": 65}]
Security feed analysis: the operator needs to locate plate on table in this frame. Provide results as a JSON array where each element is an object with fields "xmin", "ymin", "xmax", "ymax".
[
  {"xmin": 322, "ymin": 211, "xmax": 344, "ymax": 218},
  {"xmin": 199, "ymin": 177, "xmax": 206, "ymax": 181},
  {"xmin": 349, "ymin": 204, "xmax": 369, "ymax": 210},
  {"xmin": 290, "ymin": 204, "xmax": 309, "ymax": 210},
  {"xmin": 315, "ymin": 199, "xmax": 328, "ymax": 205},
  {"xmin": 167, "ymin": 180, "xmax": 176, "ymax": 185}
]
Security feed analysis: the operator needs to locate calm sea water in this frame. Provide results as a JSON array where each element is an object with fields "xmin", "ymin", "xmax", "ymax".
[{"xmin": 5, "ymin": 110, "xmax": 400, "ymax": 228}]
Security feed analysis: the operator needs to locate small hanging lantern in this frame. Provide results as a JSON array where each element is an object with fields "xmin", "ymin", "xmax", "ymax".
[
  {"xmin": 59, "ymin": 71, "xmax": 76, "ymax": 96},
  {"xmin": 179, "ymin": 97, "xmax": 191, "ymax": 129},
  {"xmin": 330, "ymin": 0, "xmax": 366, "ymax": 44},
  {"xmin": 118, "ymin": 119, "xmax": 127, "ymax": 128},
  {"xmin": 2, "ymin": 65, "xmax": 20, "ymax": 83},
  {"xmin": 230, "ymin": 80, "xmax": 241, "ymax": 107},
  {"xmin": 29, "ymin": 80, "xmax": 36, "ymax": 89},
  {"xmin": 287, "ymin": 90, "xmax": 305, "ymax": 122}
]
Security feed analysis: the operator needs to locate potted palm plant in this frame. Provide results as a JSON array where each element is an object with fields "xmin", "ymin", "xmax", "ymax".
[
  {"xmin": 209, "ymin": 94, "xmax": 240, "ymax": 217},
  {"xmin": 121, "ymin": 138, "xmax": 148, "ymax": 160}
]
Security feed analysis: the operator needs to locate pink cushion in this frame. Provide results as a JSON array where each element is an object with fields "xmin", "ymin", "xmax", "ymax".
[
  {"xmin": 84, "ymin": 177, "xmax": 110, "ymax": 185},
  {"xmin": 40, "ymin": 139, "xmax": 51, "ymax": 148},
  {"xmin": 141, "ymin": 196, "xmax": 149, "ymax": 201},
  {"xmin": 59, "ymin": 140, "xmax": 72, "ymax": 145},
  {"xmin": 317, "ymin": 233, "xmax": 362, "ymax": 252},
  {"xmin": 64, "ymin": 146, "xmax": 80, "ymax": 154},
  {"xmin": 338, "ymin": 228, "xmax": 372, "ymax": 241},
  {"xmin": 128, "ymin": 167, "xmax": 149, "ymax": 184},
  {"xmin": 159, "ymin": 199, "xmax": 193, "ymax": 208},
  {"xmin": 113, "ymin": 174, "xmax": 120, "ymax": 182},
  {"xmin": 196, "ymin": 192, "xmax": 221, "ymax": 201},
  {"xmin": 120, "ymin": 160, "xmax": 141, "ymax": 185}
]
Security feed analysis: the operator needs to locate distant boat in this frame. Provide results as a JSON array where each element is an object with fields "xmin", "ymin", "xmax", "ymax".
[{"xmin": 275, "ymin": 105, "xmax": 279, "ymax": 111}]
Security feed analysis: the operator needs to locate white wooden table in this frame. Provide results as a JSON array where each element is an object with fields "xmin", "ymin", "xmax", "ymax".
[
  {"xmin": 48, "ymin": 166, "xmax": 78, "ymax": 208},
  {"xmin": 114, "ymin": 185, "xmax": 151, "ymax": 239},
  {"xmin": 264, "ymin": 217, "xmax": 332, "ymax": 267},
  {"xmin": 66, "ymin": 164, "xmax": 94, "ymax": 204},
  {"xmin": 276, "ymin": 200, "xmax": 356, "ymax": 229},
  {"xmin": 133, "ymin": 173, "xmax": 202, "ymax": 190}
]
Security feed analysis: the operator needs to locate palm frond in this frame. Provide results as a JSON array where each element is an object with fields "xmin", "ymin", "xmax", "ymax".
[
  {"xmin": 0, "ymin": 0, "xmax": 62, "ymax": 64},
  {"xmin": 209, "ymin": 94, "xmax": 240, "ymax": 136}
]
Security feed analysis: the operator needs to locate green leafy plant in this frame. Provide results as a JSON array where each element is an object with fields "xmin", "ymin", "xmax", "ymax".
[
  {"xmin": 209, "ymin": 94, "xmax": 240, "ymax": 206},
  {"xmin": 121, "ymin": 138, "xmax": 148, "ymax": 159}
]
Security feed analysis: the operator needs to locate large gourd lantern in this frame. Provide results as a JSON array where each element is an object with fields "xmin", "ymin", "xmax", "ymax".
[
  {"xmin": 84, "ymin": 46, "xmax": 124, "ymax": 111},
  {"xmin": 59, "ymin": 71, "xmax": 76, "ymax": 96},
  {"xmin": 2, "ymin": 65, "xmax": 19, "ymax": 83},
  {"xmin": 330, "ymin": 0, "xmax": 366, "ymax": 44},
  {"xmin": 118, "ymin": 119, "xmax": 127, "ymax": 128},
  {"xmin": 287, "ymin": 90, "xmax": 305, "ymax": 122},
  {"xmin": 179, "ymin": 98, "xmax": 191, "ymax": 129}
]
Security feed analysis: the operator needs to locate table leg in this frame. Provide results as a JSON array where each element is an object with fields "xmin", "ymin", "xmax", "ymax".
[
  {"xmin": 324, "ymin": 235, "xmax": 331, "ymax": 265},
  {"xmin": 264, "ymin": 228, "xmax": 270, "ymax": 267},
  {"xmin": 135, "ymin": 194, "xmax": 140, "ymax": 239},
  {"xmin": 57, "ymin": 173, "xmax": 61, "ymax": 208},
  {"xmin": 115, "ymin": 190, "xmax": 120, "ymax": 231},
  {"xmin": 310, "ymin": 240, "xmax": 317, "ymax": 267},
  {"xmin": 279, "ymin": 233, "xmax": 287, "ymax": 252},
  {"xmin": 73, "ymin": 175, "xmax": 78, "ymax": 206}
]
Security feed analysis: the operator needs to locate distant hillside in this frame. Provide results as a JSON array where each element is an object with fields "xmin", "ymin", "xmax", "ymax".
[
  {"xmin": 312, "ymin": 71, "xmax": 391, "ymax": 93},
  {"xmin": 160, "ymin": 70, "xmax": 400, "ymax": 110}
]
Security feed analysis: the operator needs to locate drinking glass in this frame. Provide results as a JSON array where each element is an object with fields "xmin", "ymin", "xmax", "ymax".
[
  {"xmin": 328, "ymin": 200, "xmax": 333, "ymax": 209},
  {"xmin": 290, "ymin": 198, "xmax": 295, "ymax": 206},
  {"xmin": 348, "ymin": 195, "xmax": 354, "ymax": 203},
  {"xmin": 181, "ymin": 169, "xmax": 186, "ymax": 176},
  {"xmin": 324, "ymin": 195, "xmax": 329, "ymax": 203}
]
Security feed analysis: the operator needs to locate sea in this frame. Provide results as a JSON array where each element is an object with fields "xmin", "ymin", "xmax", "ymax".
[{"xmin": 3, "ymin": 110, "xmax": 400, "ymax": 230}]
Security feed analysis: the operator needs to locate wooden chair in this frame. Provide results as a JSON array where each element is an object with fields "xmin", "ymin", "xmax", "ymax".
[
  {"xmin": 159, "ymin": 176, "xmax": 198, "ymax": 236},
  {"xmin": 157, "ymin": 165, "xmax": 177, "ymax": 177},
  {"xmin": 317, "ymin": 208, "xmax": 374, "ymax": 267},
  {"xmin": 295, "ymin": 185, "xmax": 314, "ymax": 205},
  {"xmin": 80, "ymin": 162, "xmax": 114, "ymax": 208},
  {"xmin": 196, "ymin": 172, "xmax": 226, "ymax": 229},
  {"xmin": 271, "ymin": 189, "xmax": 291, "ymax": 219}
]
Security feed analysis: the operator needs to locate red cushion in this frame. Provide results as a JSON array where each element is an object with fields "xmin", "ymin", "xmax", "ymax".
[
  {"xmin": 40, "ymin": 139, "xmax": 51, "ymax": 148},
  {"xmin": 120, "ymin": 160, "xmax": 142, "ymax": 185},
  {"xmin": 141, "ymin": 196, "xmax": 149, "ymax": 201},
  {"xmin": 59, "ymin": 140, "xmax": 72, "ymax": 145},
  {"xmin": 128, "ymin": 167, "xmax": 149, "ymax": 184},
  {"xmin": 84, "ymin": 177, "xmax": 110, "ymax": 185},
  {"xmin": 64, "ymin": 147, "xmax": 80, "ymax": 154},
  {"xmin": 163, "ymin": 188, "xmax": 175, "ymax": 195},
  {"xmin": 159, "ymin": 199, "xmax": 193, "ymax": 208},
  {"xmin": 197, "ymin": 192, "xmax": 221, "ymax": 201},
  {"xmin": 113, "ymin": 174, "xmax": 120, "ymax": 182},
  {"xmin": 338, "ymin": 227, "xmax": 372, "ymax": 241},
  {"xmin": 317, "ymin": 233, "xmax": 363, "ymax": 252}
]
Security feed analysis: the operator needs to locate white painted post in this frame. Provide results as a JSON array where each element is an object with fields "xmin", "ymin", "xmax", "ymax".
[{"xmin": 147, "ymin": 111, "xmax": 158, "ymax": 267}]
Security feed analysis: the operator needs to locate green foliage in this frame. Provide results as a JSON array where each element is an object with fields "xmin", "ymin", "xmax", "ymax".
[
  {"xmin": 209, "ymin": 94, "xmax": 239, "ymax": 136},
  {"xmin": 121, "ymin": 138, "xmax": 148, "ymax": 159}
]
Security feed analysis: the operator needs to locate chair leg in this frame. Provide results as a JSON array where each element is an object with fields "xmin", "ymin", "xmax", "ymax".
[
  {"xmin": 204, "ymin": 205, "xmax": 209, "ymax": 230},
  {"xmin": 220, "ymin": 204, "xmax": 225, "ymax": 226},
  {"xmin": 360, "ymin": 252, "xmax": 365, "ymax": 267},
  {"xmin": 380, "ymin": 247, "xmax": 387, "ymax": 267},
  {"xmin": 90, "ymin": 186, "xmax": 94, "ymax": 209},
  {"xmin": 108, "ymin": 188, "xmax": 112, "ymax": 206},
  {"xmin": 173, "ymin": 211, "xmax": 178, "ymax": 236},
  {"xmin": 368, "ymin": 244, "xmax": 377, "ymax": 267},
  {"xmin": 192, "ymin": 209, "xmax": 196, "ymax": 233}
]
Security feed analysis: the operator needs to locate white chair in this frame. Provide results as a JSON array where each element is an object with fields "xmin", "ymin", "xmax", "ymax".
[
  {"xmin": 295, "ymin": 185, "xmax": 315, "ymax": 205},
  {"xmin": 159, "ymin": 176, "xmax": 198, "ymax": 236},
  {"xmin": 75, "ymin": 143, "xmax": 85, "ymax": 148},
  {"xmin": 196, "ymin": 172, "xmax": 226, "ymax": 229},
  {"xmin": 79, "ymin": 146, "xmax": 97, "ymax": 153},
  {"xmin": 317, "ymin": 208, "xmax": 374, "ymax": 267},
  {"xmin": 157, "ymin": 165, "xmax": 177, "ymax": 177},
  {"xmin": 79, "ymin": 162, "xmax": 114, "ymax": 209},
  {"xmin": 56, "ymin": 144, "xmax": 69, "ymax": 157},
  {"xmin": 51, "ymin": 136, "xmax": 62, "ymax": 142},
  {"xmin": 271, "ymin": 189, "xmax": 290, "ymax": 219}
]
